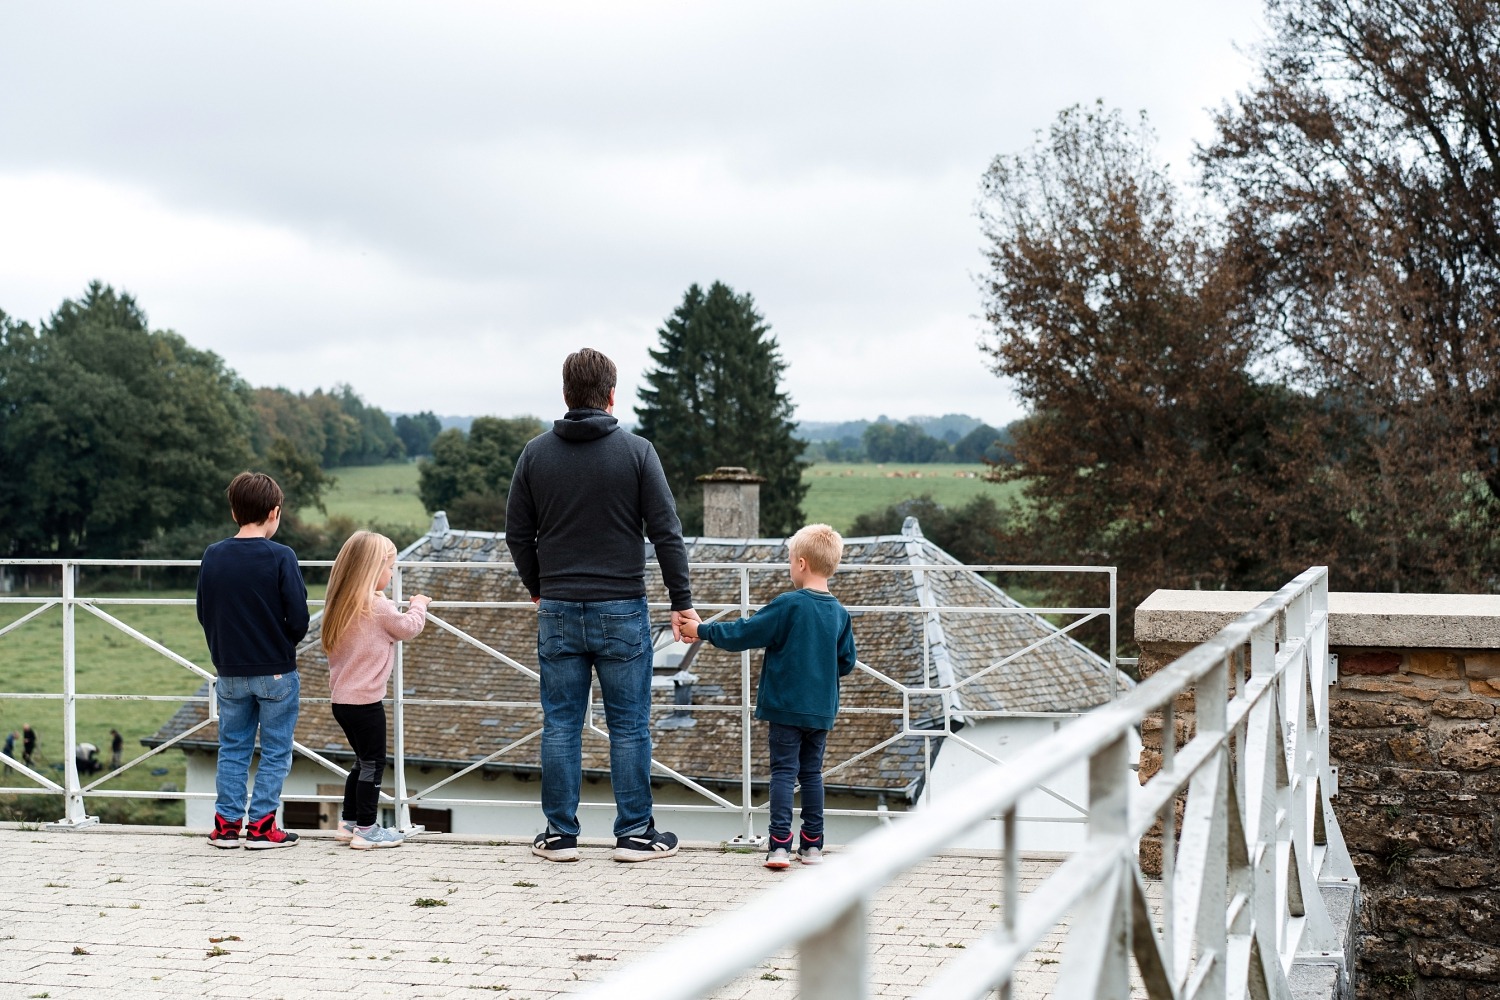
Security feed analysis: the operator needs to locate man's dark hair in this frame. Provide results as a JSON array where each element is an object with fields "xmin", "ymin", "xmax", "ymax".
[
  {"xmin": 226, "ymin": 472, "xmax": 284, "ymax": 526},
  {"xmin": 562, "ymin": 348, "xmax": 617, "ymax": 410}
]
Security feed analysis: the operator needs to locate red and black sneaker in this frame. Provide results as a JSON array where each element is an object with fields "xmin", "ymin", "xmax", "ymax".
[
  {"xmin": 244, "ymin": 812, "xmax": 300, "ymax": 850},
  {"xmin": 209, "ymin": 813, "xmax": 242, "ymax": 849}
]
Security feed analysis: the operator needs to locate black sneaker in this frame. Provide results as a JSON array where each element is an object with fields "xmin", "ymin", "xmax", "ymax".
[
  {"xmin": 208, "ymin": 813, "xmax": 241, "ymax": 849},
  {"xmin": 244, "ymin": 812, "xmax": 300, "ymax": 849},
  {"xmin": 531, "ymin": 830, "xmax": 580, "ymax": 862},
  {"xmin": 613, "ymin": 826, "xmax": 679, "ymax": 863}
]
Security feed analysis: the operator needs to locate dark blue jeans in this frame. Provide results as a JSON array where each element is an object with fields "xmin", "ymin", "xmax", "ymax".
[
  {"xmin": 536, "ymin": 597, "xmax": 654, "ymax": 838},
  {"xmin": 767, "ymin": 722, "xmax": 827, "ymax": 845},
  {"xmin": 215, "ymin": 671, "xmax": 301, "ymax": 822}
]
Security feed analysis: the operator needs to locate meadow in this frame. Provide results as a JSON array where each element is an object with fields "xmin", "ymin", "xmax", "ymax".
[{"xmin": 306, "ymin": 461, "xmax": 1022, "ymax": 535}]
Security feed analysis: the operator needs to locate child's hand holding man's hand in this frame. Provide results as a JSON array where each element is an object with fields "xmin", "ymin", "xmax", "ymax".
[{"xmin": 679, "ymin": 618, "xmax": 700, "ymax": 642}]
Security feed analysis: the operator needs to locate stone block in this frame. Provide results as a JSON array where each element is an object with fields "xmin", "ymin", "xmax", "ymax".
[
  {"xmin": 1331, "ymin": 732, "xmax": 1391, "ymax": 764},
  {"xmin": 1411, "ymin": 813, "xmax": 1493, "ymax": 852},
  {"xmin": 1471, "ymin": 679, "xmax": 1500, "ymax": 698},
  {"xmin": 1458, "ymin": 896, "xmax": 1500, "ymax": 946},
  {"xmin": 1374, "ymin": 895, "xmax": 1458, "ymax": 937},
  {"xmin": 1464, "ymin": 652, "xmax": 1500, "ymax": 679},
  {"xmin": 1331, "ymin": 700, "xmax": 1428, "ymax": 729},
  {"xmin": 1388, "ymin": 733, "xmax": 1435, "ymax": 766},
  {"xmin": 1406, "ymin": 856, "xmax": 1500, "ymax": 891},
  {"xmin": 1436, "ymin": 698, "xmax": 1497, "ymax": 720},
  {"xmin": 1463, "ymin": 772, "xmax": 1500, "ymax": 794},
  {"xmin": 1411, "ymin": 939, "xmax": 1500, "ymax": 979},
  {"xmin": 1438, "ymin": 727, "xmax": 1500, "ymax": 771},
  {"xmin": 1343, "ymin": 652, "xmax": 1403, "ymax": 676},
  {"xmin": 1338, "ymin": 765, "xmax": 1383, "ymax": 791},
  {"xmin": 1382, "ymin": 768, "xmax": 1460, "ymax": 792},
  {"xmin": 1408, "ymin": 650, "xmax": 1463, "ymax": 678},
  {"xmin": 1341, "ymin": 676, "xmax": 1445, "ymax": 702}
]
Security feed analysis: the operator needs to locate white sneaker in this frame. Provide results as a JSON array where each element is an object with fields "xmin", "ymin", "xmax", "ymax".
[
  {"xmin": 764, "ymin": 847, "xmax": 792, "ymax": 869},
  {"xmin": 334, "ymin": 820, "xmax": 357, "ymax": 843},
  {"xmin": 350, "ymin": 825, "xmax": 404, "ymax": 850}
]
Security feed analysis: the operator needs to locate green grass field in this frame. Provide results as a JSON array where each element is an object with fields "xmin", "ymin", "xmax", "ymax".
[
  {"xmin": 305, "ymin": 462, "xmax": 428, "ymax": 528},
  {"xmin": 803, "ymin": 463, "xmax": 1022, "ymax": 533},
  {"xmin": 307, "ymin": 461, "xmax": 1021, "ymax": 535},
  {"xmin": 0, "ymin": 585, "xmax": 324, "ymax": 824}
]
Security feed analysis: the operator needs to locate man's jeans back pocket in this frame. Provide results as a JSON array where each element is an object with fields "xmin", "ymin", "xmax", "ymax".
[{"xmin": 598, "ymin": 610, "xmax": 646, "ymax": 663}]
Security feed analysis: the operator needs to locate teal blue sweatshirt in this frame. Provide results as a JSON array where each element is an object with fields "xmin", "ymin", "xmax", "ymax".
[{"xmin": 699, "ymin": 588, "xmax": 857, "ymax": 731}]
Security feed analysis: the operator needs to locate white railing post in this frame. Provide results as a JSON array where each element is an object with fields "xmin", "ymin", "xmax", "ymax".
[
  {"xmin": 800, "ymin": 897, "xmax": 868, "ymax": 1000},
  {"xmin": 731, "ymin": 565, "xmax": 759, "ymax": 845},
  {"xmin": 392, "ymin": 563, "xmax": 420, "ymax": 834},
  {"xmin": 1056, "ymin": 733, "xmax": 1131, "ymax": 999},
  {"xmin": 51, "ymin": 561, "xmax": 97, "ymax": 829}
]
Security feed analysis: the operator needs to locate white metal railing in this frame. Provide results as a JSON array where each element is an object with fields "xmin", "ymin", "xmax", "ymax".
[
  {"xmin": 576, "ymin": 566, "xmax": 1356, "ymax": 999},
  {"xmin": 0, "ymin": 556, "xmax": 1120, "ymax": 838}
]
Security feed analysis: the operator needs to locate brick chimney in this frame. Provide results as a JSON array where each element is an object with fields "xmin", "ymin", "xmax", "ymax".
[{"xmin": 697, "ymin": 466, "xmax": 767, "ymax": 538}]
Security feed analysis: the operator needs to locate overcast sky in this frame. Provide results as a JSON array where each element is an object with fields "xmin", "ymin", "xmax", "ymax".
[{"xmin": 0, "ymin": 1, "xmax": 1266, "ymax": 427}]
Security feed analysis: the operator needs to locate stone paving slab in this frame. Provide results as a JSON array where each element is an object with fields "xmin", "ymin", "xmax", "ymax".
[{"xmin": 0, "ymin": 826, "xmax": 1137, "ymax": 999}]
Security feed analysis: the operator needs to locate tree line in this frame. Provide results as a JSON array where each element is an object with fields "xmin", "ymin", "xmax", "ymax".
[{"xmin": 0, "ymin": 283, "xmax": 423, "ymax": 559}]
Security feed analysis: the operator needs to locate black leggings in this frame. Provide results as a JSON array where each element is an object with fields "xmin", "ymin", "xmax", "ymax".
[{"xmin": 331, "ymin": 701, "xmax": 387, "ymax": 827}]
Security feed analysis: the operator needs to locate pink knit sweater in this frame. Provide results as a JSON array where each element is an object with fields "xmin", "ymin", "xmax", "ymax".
[{"xmin": 327, "ymin": 593, "xmax": 430, "ymax": 705}]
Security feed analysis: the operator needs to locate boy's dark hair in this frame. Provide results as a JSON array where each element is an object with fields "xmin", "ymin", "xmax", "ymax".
[
  {"xmin": 562, "ymin": 348, "xmax": 617, "ymax": 410},
  {"xmin": 226, "ymin": 472, "xmax": 284, "ymax": 526}
]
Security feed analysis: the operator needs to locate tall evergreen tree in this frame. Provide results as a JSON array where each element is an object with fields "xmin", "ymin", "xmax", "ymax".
[{"xmin": 636, "ymin": 281, "xmax": 808, "ymax": 536}]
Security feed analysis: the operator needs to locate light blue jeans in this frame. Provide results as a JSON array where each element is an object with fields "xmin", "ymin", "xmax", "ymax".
[
  {"xmin": 215, "ymin": 671, "xmax": 301, "ymax": 822},
  {"xmin": 536, "ymin": 597, "xmax": 654, "ymax": 838}
]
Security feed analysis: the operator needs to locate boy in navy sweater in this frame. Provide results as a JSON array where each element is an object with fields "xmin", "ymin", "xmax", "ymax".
[
  {"xmin": 681, "ymin": 524, "xmax": 857, "ymax": 868},
  {"xmin": 196, "ymin": 472, "xmax": 309, "ymax": 849}
]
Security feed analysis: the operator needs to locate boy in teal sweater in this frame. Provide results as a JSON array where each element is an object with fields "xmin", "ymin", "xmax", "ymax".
[{"xmin": 681, "ymin": 524, "xmax": 857, "ymax": 868}]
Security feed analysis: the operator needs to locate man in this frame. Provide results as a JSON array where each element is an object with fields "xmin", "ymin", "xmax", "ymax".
[
  {"xmin": 109, "ymin": 728, "xmax": 123, "ymax": 770},
  {"xmin": 507, "ymin": 348, "xmax": 699, "ymax": 863}
]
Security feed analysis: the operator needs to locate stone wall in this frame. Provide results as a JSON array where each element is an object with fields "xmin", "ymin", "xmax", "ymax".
[{"xmin": 1137, "ymin": 590, "xmax": 1500, "ymax": 1000}]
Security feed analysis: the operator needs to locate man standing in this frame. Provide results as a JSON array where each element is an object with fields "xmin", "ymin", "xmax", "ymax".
[
  {"xmin": 109, "ymin": 729, "xmax": 124, "ymax": 770},
  {"xmin": 507, "ymin": 348, "xmax": 698, "ymax": 863},
  {"xmin": 22, "ymin": 724, "xmax": 36, "ymax": 766}
]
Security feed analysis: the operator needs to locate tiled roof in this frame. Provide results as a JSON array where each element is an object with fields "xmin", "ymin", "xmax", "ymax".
[{"xmin": 150, "ymin": 519, "xmax": 1121, "ymax": 797}]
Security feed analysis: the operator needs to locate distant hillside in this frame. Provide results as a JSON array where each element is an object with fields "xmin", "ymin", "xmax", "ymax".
[{"xmin": 796, "ymin": 413, "xmax": 990, "ymax": 443}]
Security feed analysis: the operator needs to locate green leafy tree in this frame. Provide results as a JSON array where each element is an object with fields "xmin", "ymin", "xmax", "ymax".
[
  {"xmin": 395, "ymin": 411, "xmax": 442, "ymax": 458},
  {"xmin": 417, "ymin": 416, "xmax": 544, "ymax": 530},
  {"xmin": 0, "ymin": 283, "xmax": 254, "ymax": 557},
  {"xmin": 636, "ymin": 281, "xmax": 808, "ymax": 536},
  {"xmin": 862, "ymin": 421, "xmax": 951, "ymax": 463}
]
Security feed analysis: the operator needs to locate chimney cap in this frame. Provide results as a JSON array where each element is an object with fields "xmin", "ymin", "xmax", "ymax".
[{"xmin": 696, "ymin": 466, "xmax": 767, "ymax": 484}]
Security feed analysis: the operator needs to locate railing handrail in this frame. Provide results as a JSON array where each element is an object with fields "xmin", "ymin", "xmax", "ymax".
[{"xmin": 576, "ymin": 565, "xmax": 1350, "ymax": 999}]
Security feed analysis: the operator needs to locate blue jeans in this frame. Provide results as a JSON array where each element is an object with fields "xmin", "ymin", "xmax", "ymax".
[
  {"xmin": 768, "ymin": 722, "xmax": 827, "ymax": 844},
  {"xmin": 215, "ymin": 671, "xmax": 301, "ymax": 822},
  {"xmin": 537, "ymin": 597, "xmax": 653, "ymax": 838}
]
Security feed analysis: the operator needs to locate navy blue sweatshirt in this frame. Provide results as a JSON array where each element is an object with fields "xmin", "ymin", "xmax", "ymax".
[
  {"xmin": 699, "ymin": 589, "xmax": 857, "ymax": 731},
  {"xmin": 196, "ymin": 537, "xmax": 310, "ymax": 676},
  {"xmin": 505, "ymin": 408, "xmax": 692, "ymax": 610}
]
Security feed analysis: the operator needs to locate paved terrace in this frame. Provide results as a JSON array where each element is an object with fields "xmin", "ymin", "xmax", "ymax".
[{"xmin": 0, "ymin": 825, "xmax": 1149, "ymax": 1000}]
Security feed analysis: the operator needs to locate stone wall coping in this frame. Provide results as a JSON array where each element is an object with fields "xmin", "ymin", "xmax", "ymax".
[{"xmin": 1136, "ymin": 589, "xmax": 1500, "ymax": 649}]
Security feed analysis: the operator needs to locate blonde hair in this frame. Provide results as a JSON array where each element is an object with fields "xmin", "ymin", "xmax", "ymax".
[
  {"xmin": 322, "ymin": 531, "xmax": 397, "ymax": 655},
  {"xmin": 790, "ymin": 523, "xmax": 843, "ymax": 577}
]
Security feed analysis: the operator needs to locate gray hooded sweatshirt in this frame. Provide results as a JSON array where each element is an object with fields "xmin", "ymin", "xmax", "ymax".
[{"xmin": 505, "ymin": 408, "xmax": 692, "ymax": 610}]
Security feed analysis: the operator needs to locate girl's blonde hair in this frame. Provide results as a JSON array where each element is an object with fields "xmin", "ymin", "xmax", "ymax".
[{"xmin": 322, "ymin": 531, "xmax": 397, "ymax": 655}]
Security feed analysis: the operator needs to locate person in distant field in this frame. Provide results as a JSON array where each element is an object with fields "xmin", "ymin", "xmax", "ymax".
[
  {"xmin": 681, "ymin": 524, "xmax": 857, "ymax": 869},
  {"xmin": 22, "ymin": 724, "xmax": 36, "ymax": 766},
  {"xmin": 321, "ymin": 530, "xmax": 430, "ymax": 851},
  {"xmin": 109, "ymin": 728, "xmax": 123, "ymax": 770},
  {"xmin": 196, "ymin": 472, "xmax": 309, "ymax": 850},
  {"xmin": 2, "ymin": 731, "xmax": 15, "ymax": 772},
  {"xmin": 76, "ymin": 742, "xmax": 101, "ymax": 776},
  {"xmin": 506, "ymin": 347, "xmax": 699, "ymax": 863}
]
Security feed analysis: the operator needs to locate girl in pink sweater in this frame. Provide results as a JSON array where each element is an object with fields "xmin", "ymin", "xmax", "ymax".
[{"xmin": 322, "ymin": 531, "xmax": 430, "ymax": 850}]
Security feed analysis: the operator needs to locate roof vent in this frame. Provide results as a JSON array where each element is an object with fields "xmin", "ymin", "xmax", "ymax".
[
  {"xmin": 901, "ymin": 516, "xmax": 924, "ymax": 539},
  {"xmin": 430, "ymin": 510, "xmax": 450, "ymax": 550}
]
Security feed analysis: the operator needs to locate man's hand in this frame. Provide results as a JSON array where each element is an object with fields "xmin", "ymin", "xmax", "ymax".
[{"xmin": 672, "ymin": 607, "xmax": 701, "ymax": 643}]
